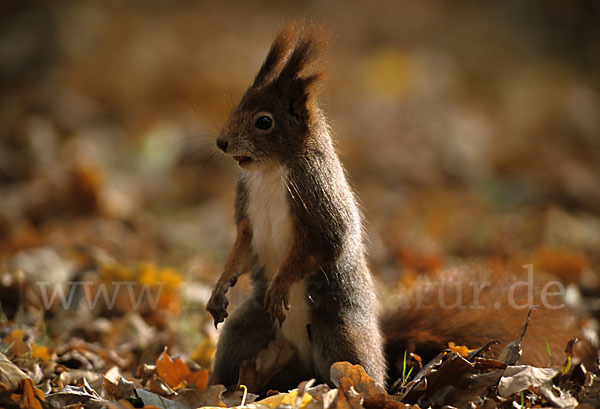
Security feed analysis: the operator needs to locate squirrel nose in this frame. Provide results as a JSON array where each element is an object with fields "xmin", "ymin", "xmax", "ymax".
[{"xmin": 216, "ymin": 138, "xmax": 228, "ymax": 152}]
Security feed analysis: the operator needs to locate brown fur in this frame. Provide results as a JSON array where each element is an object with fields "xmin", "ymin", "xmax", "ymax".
[
  {"xmin": 208, "ymin": 24, "xmax": 385, "ymax": 392},
  {"xmin": 382, "ymin": 266, "xmax": 586, "ymax": 380}
]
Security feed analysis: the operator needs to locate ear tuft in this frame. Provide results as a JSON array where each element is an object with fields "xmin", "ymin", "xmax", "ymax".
[
  {"xmin": 275, "ymin": 24, "xmax": 330, "ymax": 94},
  {"xmin": 252, "ymin": 23, "xmax": 330, "ymax": 93},
  {"xmin": 252, "ymin": 23, "xmax": 302, "ymax": 88},
  {"xmin": 251, "ymin": 23, "xmax": 330, "ymax": 123}
]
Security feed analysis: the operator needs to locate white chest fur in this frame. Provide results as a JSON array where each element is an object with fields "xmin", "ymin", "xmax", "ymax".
[
  {"xmin": 243, "ymin": 166, "xmax": 312, "ymax": 369},
  {"xmin": 244, "ymin": 166, "xmax": 293, "ymax": 277}
]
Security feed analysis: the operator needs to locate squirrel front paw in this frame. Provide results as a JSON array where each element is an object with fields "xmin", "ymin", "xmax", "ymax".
[
  {"xmin": 264, "ymin": 279, "xmax": 290, "ymax": 326},
  {"xmin": 207, "ymin": 287, "xmax": 229, "ymax": 327}
]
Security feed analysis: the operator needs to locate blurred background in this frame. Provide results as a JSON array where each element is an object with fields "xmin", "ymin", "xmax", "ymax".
[{"xmin": 1, "ymin": 0, "xmax": 599, "ymax": 362}]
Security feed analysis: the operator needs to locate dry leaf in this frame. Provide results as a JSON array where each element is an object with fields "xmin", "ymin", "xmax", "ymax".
[
  {"xmin": 30, "ymin": 344, "xmax": 52, "ymax": 362},
  {"xmin": 172, "ymin": 384, "xmax": 226, "ymax": 408},
  {"xmin": 156, "ymin": 349, "xmax": 191, "ymax": 389},
  {"xmin": 3, "ymin": 329, "xmax": 31, "ymax": 357},
  {"xmin": 0, "ymin": 352, "xmax": 28, "ymax": 391},
  {"xmin": 335, "ymin": 377, "xmax": 364, "ymax": 409},
  {"xmin": 146, "ymin": 374, "xmax": 176, "ymax": 396},
  {"xmin": 156, "ymin": 349, "xmax": 209, "ymax": 391},
  {"xmin": 137, "ymin": 363, "xmax": 157, "ymax": 378},
  {"xmin": 46, "ymin": 378, "xmax": 108, "ymax": 409},
  {"xmin": 103, "ymin": 366, "xmax": 135, "ymax": 400},
  {"xmin": 330, "ymin": 362, "xmax": 386, "ymax": 399},
  {"xmin": 497, "ymin": 365, "xmax": 558, "ymax": 397},
  {"xmin": 19, "ymin": 378, "xmax": 45, "ymax": 409},
  {"xmin": 363, "ymin": 394, "xmax": 415, "ymax": 409},
  {"xmin": 401, "ymin": 352, "xmax": 492, "ymax": 407},
  {"xmin": 447, "ymin": 342, "xmax": 473, "ymax": 358},
  {"xmin": 539, "ymin": 383, "xmax": 579, "ymax": 407},
  {"xmin": 247, "ymin": 388, "xmax": 313, "ymax": 409},
  {"xmin": 185, "ymin": 368, "xmax": 209, "ymax": 390},
  {"xmin": 135, "ymin": 388, "xmax": 191, "ymax": 409}
]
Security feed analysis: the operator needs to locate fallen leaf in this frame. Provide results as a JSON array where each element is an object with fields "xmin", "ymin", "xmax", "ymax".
[
  {"xmin": 363, "ymin": 394, "xmax": 415, "ymax": 409},
  {"xmin": 135, "ymin": 388, "xmax": 191, "ymax": 409},
  {"xmin": 30, "ymin": 344, "xmax": 52, "ymax": 362},
  {"xmin": 336, "ymin": 377, "xmax": 364, "ymax": 409},
  {"xmin": 20, "ymin": 378, "xmax": 45, "ymax": 409},
  {"xmin": 2, "ymin": 329, "xmax": 30, "ymax": 357},
  {"xmin": 539, "ymin": 383, "xmax": 579, "ymax": 408},
  {"xmin": 0, "ymin": 352, "xmax": 28, "ymax": 391},
  {"xmin": 173, "ymin": 384, "xmax": 227, "ymax": 408},
  {"xmin": 447, "ymin": 342, "xmax": 473, "ymax": 358},
  {"xmin": 137, "ymin": 363, "xmax": 157, "ymax": 378},
  {"xmin": 497, "ymin": 365, "xmax": 558, "ymax": 397},
  {"xmin": 155, "ymin": 349, "xmax": 209, "ymax": 392},
  {"xmin": 246, "ymin": 387, "xmax": 313, "ymax": 409},
  {"xmin": 330, "ymin": 362, "xmax": 386, "ymax": 399},
  {"xmin": 59, "ymin": 368, "xmax": 103, "ymax": 392},
  {"xmin": 46, "ymin": 378, "xmax": 108, "ymax": 409},
  {"xmin": 156, "ymin": 349, "xmax": 191, "ymax": 389},
  {"xmin": 221, "ymin": 387, "xmax": 259, "ymax": 408},
  {"xmin": 103, "ymin": 366, "xmax": 136, "ymax": 400},
  {"xmin": 185, "ymin": 368, "xmax": 209, "ymax": 390},
  {"xmin": 391, "ymin": 350, "xmax": 446, "ymax": 395},
  {"xmin": 401, "ymin": 352, "xmax": 497, "ymax": 408},
  {"xmin": 473, "ymin": 357, "xmax": 507, "ymax": 371},
  {"xmin": 146, "ymin": 374, "xmax": 176, "ymax": 396}
]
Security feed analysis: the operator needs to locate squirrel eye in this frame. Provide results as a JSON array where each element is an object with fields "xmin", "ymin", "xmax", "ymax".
[{"xmin": 255, "ymin": 115, "xmax": 273, "ymax": 131}]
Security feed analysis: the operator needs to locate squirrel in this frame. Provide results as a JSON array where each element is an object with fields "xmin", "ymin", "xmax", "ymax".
[
  {"xmin": 206, "ymin": 24, "xmax": 591, "ymax": 392},
  {"xmin": 207, "ymin": 23, "xmax": 385, "ymax": 390}
]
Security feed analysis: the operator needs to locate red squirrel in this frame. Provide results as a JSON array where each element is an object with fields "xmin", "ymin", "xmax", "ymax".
[{"xmin": 206, "ymin": 24, "xmax": 588, "ymax": 392}]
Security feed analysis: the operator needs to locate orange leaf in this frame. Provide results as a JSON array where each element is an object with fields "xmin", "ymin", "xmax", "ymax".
[
  {"xmin": 409, "ymin": 352, "xmax": 422, "ymax": 366},
  {"xmin": 31, "ymin": 344, "xmax": 52, "ymax": 362},
  {"xmin": 185, "ymin": 369, "xmax": 209, "ymax": 391},
  {"xmin": 3, "ymin": 329, "xmax": 25, "ymax": 343},
  {"xmin": 20, "ymin": 378, "xmax": 45, "ymax": 409},
  {"xmin": 3, "ymin": 329, "xmax": 29, "ymax": 356},
  {"xmin": 330, "ymin": 362, "xmax": 386, "ymax": 399},
  {"xmin": 156, "ymin": 349, "xmax": 191, "ymax": 389},
  {"xmin": 448, "ymin": 342, "xmax": 473, "ymax": 358}
]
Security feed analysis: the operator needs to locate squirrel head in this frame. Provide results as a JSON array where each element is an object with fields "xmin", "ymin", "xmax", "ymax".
[{"xmin": 217, "ymin": 23, "xmax": 329, "ymax": 170}]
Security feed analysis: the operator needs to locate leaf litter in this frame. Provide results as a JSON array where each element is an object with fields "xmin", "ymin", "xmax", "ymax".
[{"xmin": 1, "ymin": 2, "xmax": 600, "ymax": 409}]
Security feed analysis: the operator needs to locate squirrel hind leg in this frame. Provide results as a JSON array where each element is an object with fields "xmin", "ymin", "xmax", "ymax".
[
  {"xmin": 310, "ymin": 315, "xmax": 387, "ymax": 387},
  {"xmin": 211, "ymin": 297, "xmax": 276, "ymax": 387}
]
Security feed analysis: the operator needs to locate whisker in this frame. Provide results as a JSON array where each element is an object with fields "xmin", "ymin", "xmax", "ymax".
[
  {"xmin": 177, "ymin": 133, "xmax": 217, "ymax": 147},
  {"xmin": 226, "ymin": 86, "xmax": 235, "ymax": 111},
  {"xmin": 279, "ymin": 164, "xmax": 309, "ymax": 212},
  {"xmin": 176, "ymin": 134, "xmax": 222, "ymax": 163}
]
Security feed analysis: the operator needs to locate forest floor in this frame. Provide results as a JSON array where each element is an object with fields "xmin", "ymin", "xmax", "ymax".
[{"xmin": 1, "ymin": 2, "xmax": 599, "ymax": 408}]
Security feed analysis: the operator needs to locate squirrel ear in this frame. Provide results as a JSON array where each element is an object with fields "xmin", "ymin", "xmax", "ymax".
[
  {"xmin": 285, "ymin": 73, "xmax": 325, "ymax": 121},
  {"xmin": 252, "ymin": 24, "xmax": 300, "ymax": 88},
  {"xmin": 274, "ymin": 26, "xmax": 329, "ymax": 121}
]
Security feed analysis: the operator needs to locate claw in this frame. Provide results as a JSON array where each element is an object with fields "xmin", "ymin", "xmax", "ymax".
[
  {"xmin": 264, "ymin": 290, "xmax": 288, "ymax": 326},
  {"xmin": 207, "ymin": 288, "xmax": 230, "ymax": 327}
]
